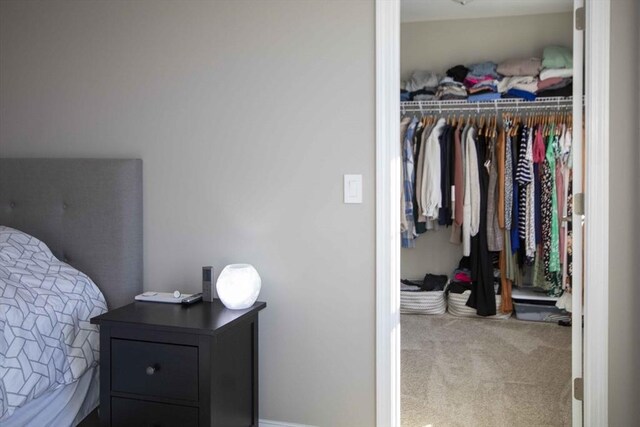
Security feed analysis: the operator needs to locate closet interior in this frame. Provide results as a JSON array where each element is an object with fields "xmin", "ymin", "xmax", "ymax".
[{"xmin": 399, "ymin": 2, "xmax": 578, "ymax": 426}]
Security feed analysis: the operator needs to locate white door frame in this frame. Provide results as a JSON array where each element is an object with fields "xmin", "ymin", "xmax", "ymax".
[{"xmin": 374, "ymin": 1, "xmax": 610, "ymax": 426}]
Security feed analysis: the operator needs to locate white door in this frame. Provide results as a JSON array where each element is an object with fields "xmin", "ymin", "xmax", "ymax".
[{"xmin": 571, "ymin": 0, "xmax": 585, "ymax": 425}]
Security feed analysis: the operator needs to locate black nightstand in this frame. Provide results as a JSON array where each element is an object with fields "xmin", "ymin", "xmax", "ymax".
[{"xmin": 91, "ymin": 299, "xmax": 266, "ymax": 427}]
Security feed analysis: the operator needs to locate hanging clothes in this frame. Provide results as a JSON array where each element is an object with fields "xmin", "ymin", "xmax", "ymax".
[
  {"xmin": 524, "ymin": 127, "xmax": 536, "ymax": 262},
  {"xmin": 515, "ymin": 125, "xmax": 532, "ymax": 245},
  {"xmin": 412, "ymin": 119, "xmax": 428, "ymax": 235},
  {"xmin": 401, "ymin": 116, "xmax": 419, "ymax": 248},
  {"xmin": 438, "ymin": 124, "xmax": 454, "ymax": 226},
  {"xmin": 504, "ymin": 123, "xmax": 514, "ymax": 232},
  {"xmin": 497, "ymin": 123, "xmax": 513, "ymax": 313},
  {"xmin": 416, "ymin": 118, "xmax": 436, "ymax": 227},
  {"xmin": 421, "ymin": 118, "xmax": 446, "ymax": 221},
  {"xmin": 540, "ymin": 126, "xmax": 562, "ymax": 296},
  {"xmin": 467, "ymin": 129, "xmax": 497, "ymax": 316},
  {"xmin": 399, "ymin": 103, "xmax": 575, "ymax": 315},
  {"xmin": 547, "ymin": 132, "xmax": 561, "ymax": 277},
  {"xmin": 462, "ymin": 126, "xmax": 480, "ymax": 256},
  {"xmin": 400, "ymin": 117, "xmax": 411, "ymax": 235},
  {"xmin": 486, "ymin": 132, "xmax": 503, "ymax": 251},
  {"xmin": 450, "ymin": 122, "xmax": 465, "ymax": 245}
]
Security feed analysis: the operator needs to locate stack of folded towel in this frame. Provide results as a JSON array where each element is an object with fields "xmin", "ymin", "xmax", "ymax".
[
  {"xmin": 537, "ymin": 46, "xmax": 573, "ymax": 97},
  {"xmin": 400, "ymin": 273, "xmax": 448, "ymax": 315}
]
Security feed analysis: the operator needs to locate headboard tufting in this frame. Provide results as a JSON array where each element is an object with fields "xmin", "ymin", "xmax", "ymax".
[{"xmin": 0, "ymin": 159, "xmax": 143, "ymax": 309}]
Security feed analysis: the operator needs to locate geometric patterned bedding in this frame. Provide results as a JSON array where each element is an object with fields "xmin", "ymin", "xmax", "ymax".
[{"xmin": 0, "ymin": 226, "xmax": 107, "ymax": 421}]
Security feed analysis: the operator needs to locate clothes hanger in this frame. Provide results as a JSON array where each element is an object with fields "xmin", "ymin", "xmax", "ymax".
[{"xmin": 512, "ymin": 113, "xmax": 520, "ymax": 137}]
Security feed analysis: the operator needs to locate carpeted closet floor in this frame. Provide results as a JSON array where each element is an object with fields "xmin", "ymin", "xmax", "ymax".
[{"xmin": 401, "ymin": 314, "xmax": 571, "ymax": 427}]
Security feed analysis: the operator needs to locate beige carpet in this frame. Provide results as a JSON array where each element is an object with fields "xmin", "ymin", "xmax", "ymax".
[{"xmin": 401, "ymin": 314, "xmax": 571, "ymax": 427}]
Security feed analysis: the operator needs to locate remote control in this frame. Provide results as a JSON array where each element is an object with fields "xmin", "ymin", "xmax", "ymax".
[{"xmin": 181, "ymin": 293, "xmax": 203, "ymax": 305}]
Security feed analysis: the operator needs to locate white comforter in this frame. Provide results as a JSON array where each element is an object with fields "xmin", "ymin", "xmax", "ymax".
[{"xmin": 0, "ymin": 226, "xmax": 107, "ymax": 420}]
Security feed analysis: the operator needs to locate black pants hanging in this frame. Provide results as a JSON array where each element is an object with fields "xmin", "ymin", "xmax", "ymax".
[{"xmin": 467, "ymin": 133, "xmax": 497, "ymax": 316}]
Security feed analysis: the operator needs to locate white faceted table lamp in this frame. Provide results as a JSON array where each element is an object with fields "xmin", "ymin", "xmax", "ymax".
[{"xmin": 216, "ymin": 264, "xmax": 261, "ymax": 310}]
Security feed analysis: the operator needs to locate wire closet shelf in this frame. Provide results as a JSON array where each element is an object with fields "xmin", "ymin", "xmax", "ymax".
[{"xmin": 401, "ymin": 96, "xmax": 578, "ymax": 115}]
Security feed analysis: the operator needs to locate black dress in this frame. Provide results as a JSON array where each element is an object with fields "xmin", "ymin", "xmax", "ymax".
[
  {"xmin": 466, "ymin": 131, "xmax": 497, "ymax": 316},
  {"xmin": 438, "ymin": 125, "xmax": 454, "ymax": 226},
  {"xmin": 412, "ymin": 122, "xmax": 427, "ymax": 235}
]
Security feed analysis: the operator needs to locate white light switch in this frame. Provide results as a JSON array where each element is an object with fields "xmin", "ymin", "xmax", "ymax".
[{"xmin": 344, "ymin": 174, "xmax": 363, "ymax": 204}]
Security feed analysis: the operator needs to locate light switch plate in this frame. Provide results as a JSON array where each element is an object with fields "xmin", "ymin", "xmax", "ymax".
[{"xmin": 344, "ymin": 174, "xmax": 363, "ymax": 204}]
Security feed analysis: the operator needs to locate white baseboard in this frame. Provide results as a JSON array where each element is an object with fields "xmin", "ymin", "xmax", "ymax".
[{"xmin": 259, "ymin": 419, "xmax": 316, "ymax": 427}]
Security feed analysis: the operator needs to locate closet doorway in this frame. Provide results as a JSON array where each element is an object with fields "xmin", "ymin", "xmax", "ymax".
[{"xmin": 375, "ymin": 0, "xmax": 610, "ymax": 426}]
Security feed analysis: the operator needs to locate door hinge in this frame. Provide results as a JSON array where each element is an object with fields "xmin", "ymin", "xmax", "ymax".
[
  {"xmin": 575, "ymin": 7, "xmax": 585, "ymax": 30},
  {"xmin": 574, "ymin": 377, "xmax": 584, "ymax": 401},
  {"xmin": 574, "ymin": 192, "xmax": 585, "ymax": 216}
]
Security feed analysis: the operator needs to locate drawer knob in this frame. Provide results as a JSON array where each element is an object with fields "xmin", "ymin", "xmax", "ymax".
[{"xmin": 146, "ymin": 365, "xmax": 158, "ymax": 375}]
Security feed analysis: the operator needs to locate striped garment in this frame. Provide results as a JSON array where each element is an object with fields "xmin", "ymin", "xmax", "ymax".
[
  {"xmin": 504, "ymin": 120, "xmax": 514, "ymax": 231},
  {"xmin": 524, "ymin": 126, "xmax": 536, "ymax": 261},
  {"xmin": 515, "ymin": 126, "xmax": 532, "ymax": 241}
]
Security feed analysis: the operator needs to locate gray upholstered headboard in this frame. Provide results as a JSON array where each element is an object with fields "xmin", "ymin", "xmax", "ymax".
[{"xmin": 0, "ymin": 159, "xmax": 143, "ymax": 309}]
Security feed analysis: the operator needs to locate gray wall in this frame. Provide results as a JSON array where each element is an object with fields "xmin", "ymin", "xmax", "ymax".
[
  {"xmin": 0, "ymin": 1, "xmax": 375, "ymax": 425},
  {"xmin": 608, "ymin": 0, "xmax": 640, "ymax": 425},
  {"xmin": 400, "ymin": 13, "xmax": 572, "ymax": 279},
  {"xmin": 401, "ymin": 13, "xmax": 573, "ymax": 80}
]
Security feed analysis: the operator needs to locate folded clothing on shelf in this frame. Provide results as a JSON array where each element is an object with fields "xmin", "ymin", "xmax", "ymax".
[
  {"xmin": 464, "ymin": 74, "xmax": 495, "ymax": 89},
  {"xmin": 537, "ymin": 83, "xmax": 573, "ymax": 98},
  {"xmin": 497, "ymin": 76, "xmax": 539, "ymax": 94},
  {"xmin": 412, "ymin": 89, "xmax": 437, "ymax": 101},
  {"xmin": 497, "ymin": 57, "xmax": 542, "ymax": 77},
  {"xmin": 467, "ymin": 92, "xmax": 501, "ymax": 103},
  {"xmin": 537, "ymin": 77, "xmax": 568, "ymax": 91},
  {"xmin": 446, "ymin": 64, "xmax": 470, "ymax": 83},
  {"xmin": 503, "ymin": 88, "xmax": 537, "ymax": 101},
  {"xmin": 542, "ymin": 46, "xmax": 573, "ymax": 70},
  {"xmin": 539, "ymin": 67, "xmax": 573, "ymax": 81},
  {"xmin": 405, "ymin": 70, "xmax": 439, "ymax": 91},
  {"xmin": 436, "ymin": 77, "xmax": 468, "ymax": 100},
  {"xmin": 540, "ymin": 77, "xmax": 572, "ymax": 91},
  {"xmin": 467, "ymin": 61, "xmax": 499, "ymax": 79},
  {"xmin": 403, "ymin": 71, "xmax": 440, "ymax": 101}
]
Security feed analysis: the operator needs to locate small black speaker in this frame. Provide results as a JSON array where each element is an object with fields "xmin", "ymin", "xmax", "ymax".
[{"xmin": 202, "ymin": 266, "xmax": 215, "ymax": 302}]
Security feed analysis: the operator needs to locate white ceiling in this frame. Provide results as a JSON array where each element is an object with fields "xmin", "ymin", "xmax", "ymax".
[{"xmin": 401, "ymin": 0, "xmax": 573, "ymax": 23}]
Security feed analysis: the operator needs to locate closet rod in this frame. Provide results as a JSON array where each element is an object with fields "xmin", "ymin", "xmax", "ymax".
[{"xmin": 401, "ymin": 96, "xmax": 580, "ymax": 114}]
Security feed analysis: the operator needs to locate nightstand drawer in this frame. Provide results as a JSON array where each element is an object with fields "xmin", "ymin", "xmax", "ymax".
[
  {"xmin": 111, "ymin": 397, "xmax": 199, "ymax": 427},
  {"xmin": 111, "ymin": 339, "xmax": 198, "ymax": 401}
]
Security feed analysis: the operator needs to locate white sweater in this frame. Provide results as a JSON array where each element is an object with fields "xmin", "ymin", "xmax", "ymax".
[
  {"xmin": 463, "ymin": 126, "xmax": 480, "ymax": 256},
  {"xmin": 420, "ymin": 118, "xmax": 446, "ymax": 220}
]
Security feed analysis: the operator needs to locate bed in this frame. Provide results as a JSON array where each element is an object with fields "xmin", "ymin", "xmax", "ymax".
[{"xmin": 0, "ymin": 159, "xmax": 143, "ymax": 426}]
